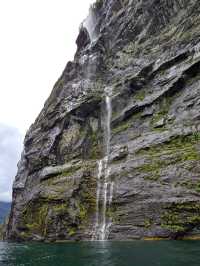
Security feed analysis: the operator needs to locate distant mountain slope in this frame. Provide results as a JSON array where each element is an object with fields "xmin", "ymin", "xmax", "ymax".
[{"xmin": 0, "ymin": 202, "xmax": 11, "ymax": 224}]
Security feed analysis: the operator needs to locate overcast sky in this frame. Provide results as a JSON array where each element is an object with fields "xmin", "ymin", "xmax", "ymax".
[{"xmin": 0, "ymin": 0, "xmax": 93, "ymax": 202}]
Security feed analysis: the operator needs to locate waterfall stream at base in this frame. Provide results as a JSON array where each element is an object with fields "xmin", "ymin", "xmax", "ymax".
[{"xmin": 92, "ymin": 87, "xmax": 114, "ymax": 241}]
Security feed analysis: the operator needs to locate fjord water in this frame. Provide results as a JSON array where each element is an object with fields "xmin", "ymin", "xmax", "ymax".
[{"xmin": 1, "ymin": 241, "xmax": 200, "ymax": 266}]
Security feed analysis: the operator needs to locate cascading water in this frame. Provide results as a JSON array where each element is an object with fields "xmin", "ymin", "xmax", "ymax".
[
  {"xmin": 83, "ymin": 6, "xmax": 97, "ymax": 43},
  {"xmin": 92, "ymin": 87, "xmax": 114, "ymax": 241},
  {"xmin": 92, "ymin": 160, "xmax": 103, "ymax": 240}
]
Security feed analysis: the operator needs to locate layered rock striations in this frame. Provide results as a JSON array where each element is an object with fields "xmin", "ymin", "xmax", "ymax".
[{"xmin": 5, "ymin": 0, "xmax": 200, "ymax": 241}]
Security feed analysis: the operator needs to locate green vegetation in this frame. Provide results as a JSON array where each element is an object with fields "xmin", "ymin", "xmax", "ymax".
[
  {"xmin": 161, "ymin": 212, "xmax": 185, "ymax": 233},
  {"xmin": 90, "ymin": 131, "xmax": 102, "ymax": 159},
  {"xmin": 151, "ymin": 98, "xmax": 172, "ymax": 129},
  {"xmin": 144, "ymin": 219, "xmax": 152, "ymax": 228},
  {"xmin": 78, "ymin": 205, "xmax": 87, "ymax": 220},
  {"xmin": 60, "ymin": 166, "xmax": 81, "ymax": 178},
  {"xmin": 52, "ymin": 203, "xmax": 68, "ymax": 215},
  {"xmin": 112, "ymin": 111, "xmax": 142, "ymax": 135},
  {"xmin": 134, "ymin": 90, "xmax": 146, "ymax": 101},
  {"xmin": 44, "ymin": 165, "xmax": 81, "ymax": 186},
  {"xmin": 175, "ymin": 180, "xmax": 200, "ymax": 193},
  {"xmin": 137, "ymin": 163, "xmax": 160, "ymax": 181},
  {"xmin": 21, "ymin": 202, "xmax": 49, "ymax": 238},
  {"xmin": 81, "ymin": 190, "xmax": 96, "ymax": 209},
  {"xmin": 112, "ymin": 121, "xmax": 131, "ymax": 134},
  {"xmin": 136, "ymin": 133, "xmax": 200, "ymax": 182},
  {"xmin": 138, "ymin": 133, "xmax": 200, "ymax": 157},
  {"xmin": 106, "ymin": 205, "xmax": 119, "ymax": 223},
  {"xmin": 29, "ymin": 162, "xmax": 97, "ymax": 239},
  {"xmin": 161, "ymin": 202, "xmax": 200, "ymax": 234},
  {"xmin": 68, "ymin": 227, "xmax": 76, "ymax": 237}
]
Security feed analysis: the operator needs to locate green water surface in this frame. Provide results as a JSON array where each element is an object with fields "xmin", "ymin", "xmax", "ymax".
[{"xmin": 0, "ymin": 241, "xmax": 200, "ymax": 266}]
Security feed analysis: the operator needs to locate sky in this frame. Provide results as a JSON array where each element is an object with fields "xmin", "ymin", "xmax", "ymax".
[{"xmin": 0, "ymin": 0, "xmax": 94, "ymax": 202}]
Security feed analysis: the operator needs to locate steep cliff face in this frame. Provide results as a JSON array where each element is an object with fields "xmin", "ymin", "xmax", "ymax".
[{"xmin": 6, "ymin": 0, "xmax": 200, "ymax": 241}]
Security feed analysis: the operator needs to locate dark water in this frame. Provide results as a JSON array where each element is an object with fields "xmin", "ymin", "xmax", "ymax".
[{"xmin": 1, "ymin": 241, "xmax": 200, "ymax": 266}]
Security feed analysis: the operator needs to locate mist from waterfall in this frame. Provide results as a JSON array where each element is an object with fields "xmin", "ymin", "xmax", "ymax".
[{"xmin": 83, "ymin": 6, "xmax": 97, "ymax": 43}]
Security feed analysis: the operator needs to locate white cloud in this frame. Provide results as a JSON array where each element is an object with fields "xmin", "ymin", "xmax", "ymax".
[
  {"xmin": 0, "ymin": 124, "xmax": 23, "ymax": 202},
  {"xmin": 0, "ymin": 0, "xmax": 94, "ymax": 202}
]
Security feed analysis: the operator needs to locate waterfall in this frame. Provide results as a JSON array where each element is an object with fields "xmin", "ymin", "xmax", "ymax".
[
  {"xmin": 92, "ymin": 160, "xmax": 102, "ymax": 240},
  {"xmin": 83, "ymin": 7, "xmax": 97, "ymax": 43},
  {"xmin": 92, "ymin": 87, "xmax": 114, "ymax": 241}
]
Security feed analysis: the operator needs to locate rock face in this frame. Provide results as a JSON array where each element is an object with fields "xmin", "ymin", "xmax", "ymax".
[{"xmin": 5, "ymin": 0, "xmax": 200, "ymax": 241}]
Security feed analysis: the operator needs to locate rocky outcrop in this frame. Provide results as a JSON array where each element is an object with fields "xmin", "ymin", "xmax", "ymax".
[{"xmin": 5, "ymin": 0, "xmax": 200, "ymax": 241}]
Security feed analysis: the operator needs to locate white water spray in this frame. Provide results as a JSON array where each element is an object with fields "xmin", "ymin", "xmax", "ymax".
[
  {"xmin": 105, "ymin": 87, "xmax": 112, "ymax": 156},
  {"xmin": 92, "ymin": 160, "xmax": 103, "ymax": 240},
  {"xmin": 92, "ymin": 87, "xmax": 114, "ymax": 241},
  {"xmin": 83, "ymin": 7, "xmax": 97, "ymax": 44}
]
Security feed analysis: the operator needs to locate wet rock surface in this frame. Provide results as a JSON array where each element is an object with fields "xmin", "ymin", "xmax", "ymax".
[{"xmin": 5, "ymin": 0, "xmax": 200, "ymax": 241}]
